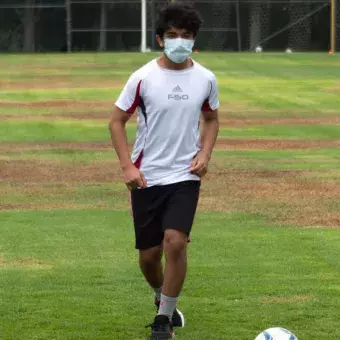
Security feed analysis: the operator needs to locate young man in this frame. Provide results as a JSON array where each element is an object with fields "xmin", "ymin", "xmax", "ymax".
[{"xmin": 109, "ymin": 3, "xmax": 219, "ymax": 339}]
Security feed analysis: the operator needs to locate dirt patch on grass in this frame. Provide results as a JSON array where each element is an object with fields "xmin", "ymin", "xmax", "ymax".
[
  {"xmin": 199, "ymin": 164, "xmax": 340, "ymax": 228},
  {"xmin": 1, "ymin": 144, "xmax": 339, "ymax": 227},
  {"xmin": 0, "ymin": 202, "xmax": 113, "ymax": 211},
  {"xmin": 0, "ymin": 113, "xmax": 111, "ymax": 120},
  {"xmin": 0, "ymin": 100, "xmax": 113, "ymax": 110},
  {"xmin": 0, "ymin": 257, "xmax": 52, "ymax": 269},
  {"xmin": 0, "ymin": 77, "xmax": 71, "ymax": 89},
  {"xmin": 3, "ymin": 114, "xmax": 340, "ymax": 126},
  {"xmin": 261, "ymin": 295, "xmax": 314, "ymax": 304},
  {"xmin": 1, "ymin": 159, "xmax": 121, "ymax": 183},
  {"xmin": 5, "ymin": 64, "xmax": 112, "ymax": 70},
  {"xmin": 0, "ymin": 79, "xmax": 124, "ymax": 90},
  {"xmin": 0, "ymin": 111, "xmax": 120, "ymax": 121},
  {"xmin": 218, "ymin": 116, "xmax": 340, "ymax": 126},
  {"xmin": 2, "ymin": 137, "xmax": 340, "ymax": 154},
  {"xmin": 325, "ymin": 86, "xmax": 340, "ymax": 93},
  {"xmin": 0, "ymin": 181, "xmax": 128, "ymax": 212},
  {"xmin": 2, "ymin": 158, "xmax": 339, "ymax": 227},
  {"xmin": 215, "ymin": 138, "xmax": 340, "ymax": 150},
  {"xmin": 0, "ymin": 141, "xmax": 112, "ymax": 152}
]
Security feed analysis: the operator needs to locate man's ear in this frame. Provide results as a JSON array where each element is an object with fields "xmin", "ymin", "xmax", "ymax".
[{"xmin": 156, "ymin": 35, "xmax": 164, "ymax": 48}]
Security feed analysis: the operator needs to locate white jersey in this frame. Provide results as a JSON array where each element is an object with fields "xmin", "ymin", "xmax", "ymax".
[{"xmin": 115, "ymin": 58, "xmax": 220, "ymax": 187}]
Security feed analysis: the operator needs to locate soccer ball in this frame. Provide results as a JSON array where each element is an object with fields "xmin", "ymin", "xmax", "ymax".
[
  {"xmin": 285, "ymin": 48, "xmax": 292, "ymax": 53},
  {"xmin": 255, "ymin": 46, "xmax": 263, "ymax": 53},
  {"xmin": 255, "ymin": 327, "xmax": 298, "ymax": 340}
]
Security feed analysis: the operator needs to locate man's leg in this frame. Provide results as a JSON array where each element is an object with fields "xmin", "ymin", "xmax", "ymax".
[
  {"xmin": 162, "ymin": 229, "xmax": 187, "ymax": 297},
  {"xmin": 139, "ymin": 231, "xmax": 187, "ymax": 300},
  {"xmin": 157, "ymin": 229, "xmax": 188, "ymax": 319},
  {"xmin": 130, "ymin": 186, "xmax": 166, "ymax": 298},
  {"xmin": 157, "ymin": 181, "xmax": 200, "ymax": 321},
  {"xmin": 139, "ymin": 244, "xmax": 164, "ymax": 298},
  {"xmin": 140, "ymin": 181, "xmax": 199, "ymax": 339}
]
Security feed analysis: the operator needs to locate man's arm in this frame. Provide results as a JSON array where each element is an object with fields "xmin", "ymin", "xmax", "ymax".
[
  {"xmin": 190, "ymin": 109, "xmax": 219, "ymax": 177},
  {"xmin": 190, "ymin": 73, "xmax": 220, "ymax": 178},
  {"xmin": 109, "ymin": 105, "xmax": 133, "ymax": 169},
  {"xmin": 109, "ymin": 105, "xmax": 147, "ymax": 190},
  {"xmin": 200, "ymin": 109, "xmax": 219, "ymax": 160}
]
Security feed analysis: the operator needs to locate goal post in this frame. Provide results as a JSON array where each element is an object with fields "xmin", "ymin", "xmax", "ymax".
[
  {"xmin": 330, "ymin": 0, "xmax": 337, "ymax": 53},
  {"xmin": 141, "ymin": 0, "xmax": 147, "ymax": 52}
]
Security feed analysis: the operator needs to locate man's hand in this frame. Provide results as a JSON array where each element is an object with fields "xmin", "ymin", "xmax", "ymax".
[
  {"xmin": 123, "ymin": 164, "xmax": 147, "ymax": 190},
  {"xmin": 189, "ymin": 151, "xmax": 210, "ymax": 178}
]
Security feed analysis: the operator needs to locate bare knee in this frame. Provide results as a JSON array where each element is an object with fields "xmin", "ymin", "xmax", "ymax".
[{"xmin": 163, "ymin": 230, "xmax": 187, "ymax": 260}]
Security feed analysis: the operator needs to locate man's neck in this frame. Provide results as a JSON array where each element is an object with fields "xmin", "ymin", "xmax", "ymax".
[{"xmin": 158, "ymin": 54, "xmax": 193, "ymax": 71}]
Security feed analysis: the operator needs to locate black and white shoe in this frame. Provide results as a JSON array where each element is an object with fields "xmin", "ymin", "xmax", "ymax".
[
  {"xmin": 155, "ymin": 298, "xmax": 185, "ymax": 328},
  {"xmin": 147, "ymin": 315, "xmax": 174, "ymax": 340}
]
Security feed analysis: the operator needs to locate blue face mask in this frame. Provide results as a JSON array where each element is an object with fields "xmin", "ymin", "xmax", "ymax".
[{"xmin": 164, "ymin": 38, "xmax": 195, "ymax": 64}]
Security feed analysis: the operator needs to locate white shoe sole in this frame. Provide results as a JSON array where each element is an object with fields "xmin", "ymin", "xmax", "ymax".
[{"xmin": 175, "ymin": 309, "xmax": 185, "ymax": 328}]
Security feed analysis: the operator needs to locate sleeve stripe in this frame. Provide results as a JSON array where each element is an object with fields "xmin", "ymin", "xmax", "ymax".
[
  {"xmin": 201, "ymin": 98, "xmax": 213, "ymax": 112},
  {"xmin": 133, "ymin": 149, "xmax": 144, "ymax": 169},
  {"xmin": 126, "ymin": 79, "xmax": 142, "ymax": 114},
  {"xmin": 208, "ymin": 80, "xmax": 213, "ymax": 97},
  {"xmin": 201, "ymin": 80, "xmax": 214, "ymax": 112}
]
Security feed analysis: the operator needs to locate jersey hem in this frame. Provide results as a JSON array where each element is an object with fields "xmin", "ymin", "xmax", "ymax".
[{"xmin": 145, "ymin": 174, "xmax": 201, "ymax": 187}]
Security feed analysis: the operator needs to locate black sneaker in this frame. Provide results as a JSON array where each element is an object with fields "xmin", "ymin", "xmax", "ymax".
[
  {"xmin": 155, "ymin": 298, "xmax": 185, "ymax": 328},
  {"xmin": 146, "ymin": 315, "xmax": 174, "ymax": 340}
]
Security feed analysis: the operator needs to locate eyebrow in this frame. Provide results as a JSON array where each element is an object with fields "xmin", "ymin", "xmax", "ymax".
[{"xmin": 166, "ymin": 30, "xmax": 190, "ymax": 35}]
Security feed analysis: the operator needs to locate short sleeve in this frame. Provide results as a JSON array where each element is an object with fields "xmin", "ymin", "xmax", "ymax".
[
  {"xmin": 115, "ymin": 73, "xmax": 143, "ymax": 114},
  {"xmin": 201, "ymin": 75, "xmax": 220, "ymax": 112}
]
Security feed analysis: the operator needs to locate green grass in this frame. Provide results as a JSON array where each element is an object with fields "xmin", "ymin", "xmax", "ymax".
[
  {"xmin": 215, "ymin": 148, "xmax": 340, "ymax": 171},
  {"xmin": 1, "ymin": 53, "xmax": 340, "ymax": 115},
  {"xmin": 2, "ymin": 148, "xmax": 340, "ymax": 172},
  {"xmin": 1, "ymin": 210, "xmax": 340, "ymax": 339},
  {"xmin": 1, "ymin": 52, "xmax": 340, "ymax": 340},
  {"xmin": 1, "ymin": 149, "xmax": 115, "ymax": 163},
  {"xmin": 2, "ymin": 120, "xmax": 340, "ymax": 143},
  {"xmin": 0, "ymin": 88, "xmax": 120, "ymax": 102},
  {"xmin": 0, "ymin": 106, "xmax": 110, "ymax": 116},
  {"xmin": 219, "ymin": 125, "xmax": 340, "ymax": 140},
  {"xmin": 0, "ymin": 120, "xmax": 136, "ymax": 143},
  {"xmin": 0, "ymin": 182, "xmax": 127, "ymax": 208}
]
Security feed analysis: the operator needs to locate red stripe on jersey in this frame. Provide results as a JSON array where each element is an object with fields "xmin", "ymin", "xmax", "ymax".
[
  {"xmin": 126, "ymin": 80, "xmax": 142, "ymax": 114},
  {"xmin": 133, "ymin": 149, "xmax": 144, "ymax": 169},
  {"xmin": 201, "ymin": 98, "xmax": 213, "ymax": 112}
]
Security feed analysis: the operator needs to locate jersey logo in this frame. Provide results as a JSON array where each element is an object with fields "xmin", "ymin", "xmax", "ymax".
[
  {"xmin": 172, "ymin": 85, "xmax": 183, "ymax": 92},
  {"xmin": 168, "ymin": 94, "xmax": 189, "ymax": 100},
  {"xmin": 169, "ymin": 86, "xmax": 188, "ymax": 100}
]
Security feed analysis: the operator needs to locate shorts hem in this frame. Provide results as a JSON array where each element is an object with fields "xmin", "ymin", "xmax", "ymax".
[
  {"xmin": 162, "ymin": 226, "xmax": 191, "ymax": 236},
  {"xmin": 135, "ymin": 240, "xmax": 163, "ymax": 250}
]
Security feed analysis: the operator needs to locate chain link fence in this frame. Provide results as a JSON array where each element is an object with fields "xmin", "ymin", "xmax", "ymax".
[{"xmin": 0, "ymin": 0, "xmax": 339, "ymax": 52}]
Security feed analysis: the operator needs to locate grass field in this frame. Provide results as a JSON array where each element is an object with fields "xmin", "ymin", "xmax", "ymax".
[{"xmin": 1, "ymin": 52, "xmax": 340, "ymax": 340}]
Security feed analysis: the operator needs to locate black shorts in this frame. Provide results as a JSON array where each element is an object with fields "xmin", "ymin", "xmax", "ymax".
[{"xmin": 130, "ymin": 180, "xmax": 201, "ymax": 250}]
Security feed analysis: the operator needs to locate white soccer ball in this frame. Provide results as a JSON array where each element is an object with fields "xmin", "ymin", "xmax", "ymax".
[
  {"xmin": 285, "ymin": 48, "xmax": 292, "ymax": 53},
  {"xmin": 255, "ymin": 46, "xmax": 263, "ymax": 53},
  {"xmin": 255, "ymin": 327, "xmax": 298, "ymax": 340}
]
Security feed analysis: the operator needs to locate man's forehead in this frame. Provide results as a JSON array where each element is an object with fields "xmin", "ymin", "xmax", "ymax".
[{"xmin": 165, "ymin": 27, "xmax": 190, "ymax": 34}]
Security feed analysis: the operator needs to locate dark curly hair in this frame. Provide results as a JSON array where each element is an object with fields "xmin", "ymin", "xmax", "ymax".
[{"xmin": 156, "ymin": 3, "xmax": 203, "ymax": 38}]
